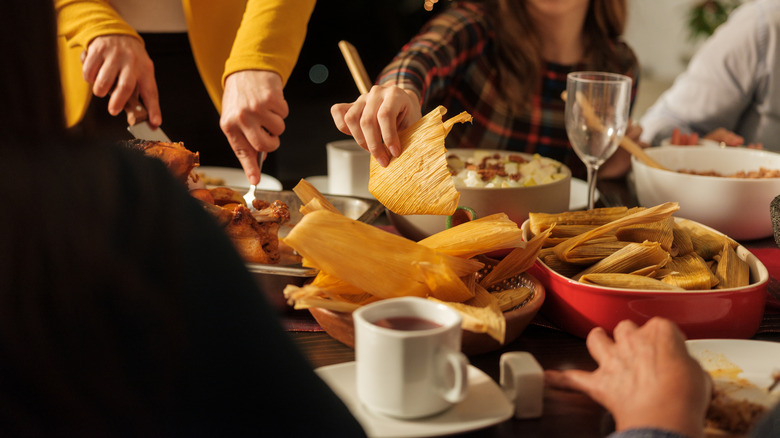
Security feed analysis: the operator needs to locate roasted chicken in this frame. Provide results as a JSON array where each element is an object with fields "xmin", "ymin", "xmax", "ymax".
[{"xmin": 126, "ymin": 139, "xmax": 199, "ymax": 184}]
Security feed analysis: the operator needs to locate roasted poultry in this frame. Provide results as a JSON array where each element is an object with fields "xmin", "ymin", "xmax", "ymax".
[{"xmin": 133, "ymin": 140, "xmax": 290, "ymax": 264}]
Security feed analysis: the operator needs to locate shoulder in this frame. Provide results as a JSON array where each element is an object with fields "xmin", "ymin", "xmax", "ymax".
[{"xmin": 422, "ymin": 1, "xmax": 490, "ymax": 35}]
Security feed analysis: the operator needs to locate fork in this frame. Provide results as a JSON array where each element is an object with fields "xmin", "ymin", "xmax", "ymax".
[{"xmin": 243, "ymin": 151, "xmax": 267, "ymax": 210}]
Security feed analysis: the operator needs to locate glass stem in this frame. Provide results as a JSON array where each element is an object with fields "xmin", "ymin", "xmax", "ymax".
[{"xmin": 587, "ymin": 164, "xmax": 599, "ymax": 210}]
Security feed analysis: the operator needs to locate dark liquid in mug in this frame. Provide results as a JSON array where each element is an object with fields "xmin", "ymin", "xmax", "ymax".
[{"xmin": 373, "ymin": 316, "xmax": 442, "ymax": 331}]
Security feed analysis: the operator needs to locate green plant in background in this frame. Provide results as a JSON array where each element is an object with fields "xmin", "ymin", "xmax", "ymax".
[{"xmin": 687, "ymin": 0, "xmax": 743, "ymax": 42}]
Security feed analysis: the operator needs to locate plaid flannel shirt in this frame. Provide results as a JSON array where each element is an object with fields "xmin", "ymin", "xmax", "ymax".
[{"xmin": 377, "ymin": 2, "xmax": 639, "ymax": 179}]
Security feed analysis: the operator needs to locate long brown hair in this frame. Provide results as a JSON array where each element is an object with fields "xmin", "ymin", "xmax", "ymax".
[{"xmin": 484, "ymin": 0, "xmax": 635, "ymax": 114}]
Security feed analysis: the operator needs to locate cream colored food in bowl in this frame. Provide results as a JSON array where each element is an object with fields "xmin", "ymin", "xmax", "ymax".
[
  {"xmin": 632, "ymin": 145, "xmax": 780, "ymax": 240},
  {"xmin": 389, "ymin": 150, "xmax": 571, "ymax": 241}
]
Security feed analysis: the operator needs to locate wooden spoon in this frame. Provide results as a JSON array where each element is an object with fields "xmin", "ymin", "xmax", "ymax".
[
  {"xmin": 561, "ymin": 91, "xmax": 670, "ymax": 171},
  {"xmin": 338, "ymin": 40, "xmax": 372, "ymax": 94}
]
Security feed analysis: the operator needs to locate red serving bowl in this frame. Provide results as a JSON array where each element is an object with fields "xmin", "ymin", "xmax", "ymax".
[{"xmin": 521, "ymin": 219, "xmax": 769, "ymax": 339}]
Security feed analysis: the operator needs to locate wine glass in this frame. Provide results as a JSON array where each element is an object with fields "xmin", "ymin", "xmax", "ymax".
[{"xmin": 565, "ymin": 72, "xmax": 632, "ymax": 210}]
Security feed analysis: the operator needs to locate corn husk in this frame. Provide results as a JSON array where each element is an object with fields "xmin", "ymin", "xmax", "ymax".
[
  {"xmin": 562, "ymin": 237, "xmax": 631, "ymax": 265},
  {"xmin": 283, "ymin": 210, "xmax": 482, "ymax": 302},
  {"xmin": 418, "ymin": 213, "xmax": 525, "ymax": 258},
  {"xmin": 368, "ymin": 106, "xmax": 471, "ymax": 215},
  {"xmin": 660, "ymin": 253, "xmax": 719, "ymax": 290},
  {"xmin": 579, "ymin": 273, "xmax": 685, "ymax": 291},
  {"xmin": 480, "ymin": 227, "xmax": 552, "ymax": 289},
  {"xmin": 677, "ymin": 218, "xmax": 737, "ymax": 260},
  {"xmin": 543, "ymin": 225, "xmax": 606, "ymax": 246},
  {"xmin": 282, "ymin": 284, "xmax": 374, "ymax": 312},
  {"xmin": 553, "ymin": 202, "xmax": 680, "ymax": 264},
  {"xmin": 573, "ymin": 241, "xmax": 671, "ymax": 281},
  {"xmin": 431, "ymin": 283, "xmax": 506, "ymax": 343},
  {"xmin": 714, "ymin": 242, "xmax": 750, "ymax": 289},
  {"xmin": 540, "ymin": 253, "xmax": 585, "ymax": 278},
  {"xmin": 491, "ymin": 287, "xmax": 535, "ymax": 312},
  {"xmin": 616, "ymin": 217, "xmax": 674, "ymax": 252},
  {"xmin": 293, "ymin": 179, "xmax": 340, "ymax": 214},
  {"xmin": 671, "ymin": 222, "xmax": 694, "ymax": 256},
  {"xmin": 528, "ymin": 207, "xmax": 630, "ymax": 235}
]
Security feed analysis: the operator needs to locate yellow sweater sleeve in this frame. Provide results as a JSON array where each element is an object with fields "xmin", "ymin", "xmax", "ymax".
[{"xmin": 185, "ymin": 0, "xmax": 316, "ymax": 113}]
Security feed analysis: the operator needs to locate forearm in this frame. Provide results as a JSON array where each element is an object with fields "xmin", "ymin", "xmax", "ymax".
[
  {"xmin": 223, "ymin": 0, "xmax": 316, "ymax": 86},
  {"xmin": 55, "ymin": 0, "xmax": 140, "ymax": 50}
]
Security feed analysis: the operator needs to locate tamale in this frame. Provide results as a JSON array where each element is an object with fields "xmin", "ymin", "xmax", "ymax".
[
  {"xmin": 418, "ymin": 213, "xmax": 525, "ymax": 258},
  {"xmin": 677, "ymin": 218, "xmax": 737, "ymax": 260},
  {"xmin": 616, "ymin": 217, "xmax": 674, "ymax": 252},
  {"xmin": 671, "ymin": 222, "xmax": 694, "ymax": 256},
  {"xmin": 293, "ymin": 179, "xmax": 340, "ymax": 214},
  {"xmin": 528, "ymin": 207, "xmax": 629, "ymax": 235},
  {"xmin": 282, "ymin": 284, "xmax": 368, "ymax": 312},
  {"xmin": 573, "ymin": 241, "xmax": 671, "ymax": 281},
  {"xmin": 540, "ymin": 253, "xmax": 584, "ymax": 278},
  {"xmin": 563, "ymin": 237, "xmax": 631, "ymax": 265},
  {"xmin": 283, "ymin": 210, "xmax": 482, "ymax": 302},
  {"xmin": 431, "ymin": 284, "xmax": 506, "ymax": 343},
  {"xmin": 553, "ymin": 202, "xmax": 679, "ymax": 264},
  {"xmin": 715, "ymin": 242, "xmax": 750, "ymax": 288},
  {"xmin": 491, "ymin": 287, "xmax": 534, "ymax": 312},
  {"xmin": 661, "ymin": 253, "xmax": 719, "ymax": 290},
  {"xmin": 368, "ymin": 106, "xmax": 472, "ymax": 215},
  {"xmin": 480, "ymin": 227, "xmax": 552, "ymax": 289},
  {"xmin": 579, "ymin": 273, "xmax": 685, "ymax": 291}
]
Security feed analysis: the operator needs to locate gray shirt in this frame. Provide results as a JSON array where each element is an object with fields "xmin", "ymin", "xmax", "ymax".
[{"xmin": 640, "ymin": 0, "xmax": 780, "ymax": 150}]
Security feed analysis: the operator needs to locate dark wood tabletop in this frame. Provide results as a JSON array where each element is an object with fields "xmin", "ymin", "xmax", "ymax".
[{"xmin": 286, "ymin": 176, "xmax": 780, "ymax": 438}]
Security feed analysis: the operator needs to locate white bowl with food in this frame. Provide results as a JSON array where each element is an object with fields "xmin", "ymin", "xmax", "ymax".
[
  {"xmin": 388, "ymin": 150, "xmax": 572, "ymax": 241},
  {"xmin": 632, "ymin": 145, "xmax": 780, "ymax": 240}
]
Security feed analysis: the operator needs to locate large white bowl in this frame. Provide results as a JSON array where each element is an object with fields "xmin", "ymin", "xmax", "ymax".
[
  {"xmin": 388, "ymin": 150, "xmax": 571, "ymax": 241},
  {"xmin": 632, "ymin": 146, "xmax": 780, "ymax": 240}
]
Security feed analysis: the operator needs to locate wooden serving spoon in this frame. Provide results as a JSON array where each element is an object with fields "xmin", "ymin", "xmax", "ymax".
[{"xmin": 561, "ymin": 91, "xmax": 670, "ymax": 172}]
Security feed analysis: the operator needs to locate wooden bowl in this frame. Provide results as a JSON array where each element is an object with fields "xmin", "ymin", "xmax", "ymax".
[{"xmin": 308, "ymin": 272, "xmax": 546, "ymax": 356}]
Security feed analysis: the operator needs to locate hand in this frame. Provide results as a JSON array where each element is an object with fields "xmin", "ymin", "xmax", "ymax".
[
  {"xmin": 331, "ymin": 84, "xmax": 422, "ymax": 167},
  {"xmin": 220, "ymin": 70, "xmax": 288, "ymax": 186},
  {"xmin": 82, "ymin": 35, "xmax": 161, "ymax": 126},
  {"xmin": 704, "ymin": 128, "xmax": 763, "ymax": 149},
  {"xmin": 545, "ymin": 318, "xmax": 712, "ymax": 438}
]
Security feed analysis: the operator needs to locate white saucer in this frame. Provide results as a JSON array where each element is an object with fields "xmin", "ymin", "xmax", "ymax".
[
  {"xmin": 195, "ymin": 166, "xmax": 282, "ymax": 191},
  {"xmin": 315, "ymin": 362, "xmax": 513, "ymax": 438}
]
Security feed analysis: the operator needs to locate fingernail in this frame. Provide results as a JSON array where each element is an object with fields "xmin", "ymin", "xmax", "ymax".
[{"xmin": 389, "ymin": 144, "xmax": 402, "ymax": 157}]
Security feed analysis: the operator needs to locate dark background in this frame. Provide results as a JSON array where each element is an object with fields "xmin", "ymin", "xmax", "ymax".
[{"xmin": 270, "ymin": 0, "xmax": 444, "ymax": 188}]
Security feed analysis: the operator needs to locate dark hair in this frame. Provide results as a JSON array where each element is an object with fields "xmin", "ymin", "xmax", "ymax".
[
  {"xmin": 0, "ymin": 0, "xmax": 67, "ymax": 143},
  {"xmin": 485, "ymin": 0, "xmax": 636, "ymax": 114},
  {"xmin": 0, "ymin": 0, "xmax": 186, "ymax": 433}
]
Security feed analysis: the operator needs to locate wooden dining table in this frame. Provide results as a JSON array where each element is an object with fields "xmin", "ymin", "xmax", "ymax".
[{"xmin": 284, "ymin": 175, "xmax": 780, "ymax": 438}]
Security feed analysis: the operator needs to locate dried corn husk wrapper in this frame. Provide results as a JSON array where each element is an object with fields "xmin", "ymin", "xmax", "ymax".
[
  {"xmin": 418, "ymin": 213, "xmax": 525, "ymax": 258},
  {"xmin": 293, "ymin": 179, "xmax": 340, "ymax": 214},
  {"xmin": 529, "ymin": 207, "xmax": 632, "ymax": 236},
  {"xmin": 660, "ymin": 253, "xmax": 718, "ymax": 290},
  {"xmin": 573, "ymin": 241, "xmax": 671, "ymax": 281},
  {"xmin": 431, "ymin": 284, "xmax": 506, "ymax": 344},
  {"xmin": 368, "ymin": 106, "xmax": 472, "ymax": 215},
  {"xmin": 480, "ymin": 227, "xmax": 552, "ymax": 289},
  {"xmin": 579, "ymin": 273, "xmax": 685, "ymax": 291},
  {"xmin": 714, "ymin": 242, "xmax": 750, "ymax": 289},
  {"xmin": 284, "ymin": 210, "xmax": 481, "ymax": 302},
  {"xmin": 677, "ymin": 218, "xmax": 738, "ymax": 260},
  {"xmin": 616, "ymin": 217, "xmax": 674, "ymax": 252},
  {"xmin": 553, "ymin": 202, "xmax": 680, "ymax": 264}
]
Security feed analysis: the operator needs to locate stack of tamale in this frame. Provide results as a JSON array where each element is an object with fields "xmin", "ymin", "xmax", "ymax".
[{"xmin": 528, "ymin": 203, "xmax": 751, "ymax": 291}]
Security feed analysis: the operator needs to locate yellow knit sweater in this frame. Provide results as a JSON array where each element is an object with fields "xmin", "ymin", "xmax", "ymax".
[{"xmin": 55, "ymin": 0, "xmax": 316, "ymax": 127}]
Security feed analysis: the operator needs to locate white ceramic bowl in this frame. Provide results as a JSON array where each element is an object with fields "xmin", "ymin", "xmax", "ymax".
[
  {"xmin": 632, "ymin": 146, "xmax": 780, "ymax": 240},
  {"xmin": 388, "ymin": 150, "xmax": 572, "ymax": 241}
]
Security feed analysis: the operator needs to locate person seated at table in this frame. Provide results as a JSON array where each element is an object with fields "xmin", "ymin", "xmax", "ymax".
[
  {"xmin": 545, "ymin": 317, "xmax": 779, "ymax": 438},
  {"xmin": 639, "ymin": 0, "xmax": 780, "ymax": 150},
  {"xmin": 0, "ymin": 1, "xmax": 365, "ymax": 436},
  {"xmin": 331, "ymin": 0, "xmax": 643, "ymax": 180}
]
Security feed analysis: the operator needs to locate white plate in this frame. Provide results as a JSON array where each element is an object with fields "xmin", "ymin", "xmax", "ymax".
[
  {"xmin": 686, "ymin": 339, "xmax": 780, "ymax": 408},
  {"xmin": 315, "ymin": 362, "xmax": 513, "ymax": 438},
  {"xmin": 307, "ymin": 175, "xmax": 594, "ymax": 212},
  {"xmin": 569, "ymin": 178, "xmax": 600, "ymax": 211},
  {"xmin": 195, "ymin": 166, "xmax": 282, "ymax": 191}
]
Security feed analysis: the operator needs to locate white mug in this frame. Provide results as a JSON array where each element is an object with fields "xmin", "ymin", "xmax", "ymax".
[
  {"xmin": 353, "ymin": 296, "xmax": 469, "ymax": 419},
  {"xmin": 326, "ymin": 139, "xmax": 372, "ymax": 198}
]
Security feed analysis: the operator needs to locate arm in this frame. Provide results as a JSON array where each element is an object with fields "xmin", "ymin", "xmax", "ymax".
[
  {"xmin": 218, "ymin": 0, "xmax": 316, "ymax": 185},
  {"xmin": 639, "ymin": 3, "xmax": 763, "ymax": 146},
  {"xmin": 545, "ymin": 318, "xmax": 711, "ymax": 438},
  {"xmin": 331, "ymin": 4, "xmax": 490, "ymax": 166},
  {"xmin": 55, "ymin": 0, "xmax": 160, "ymax": 126}
]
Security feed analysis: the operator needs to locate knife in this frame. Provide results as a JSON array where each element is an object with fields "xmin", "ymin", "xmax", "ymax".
[{"xmin": 125, "ymin": 94, "xmax": 171, "ymax": 142}]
